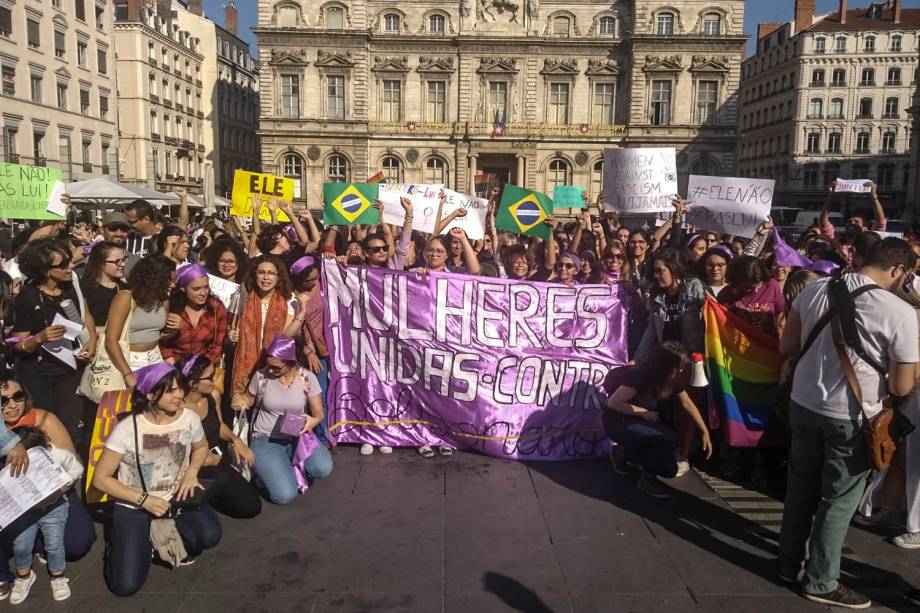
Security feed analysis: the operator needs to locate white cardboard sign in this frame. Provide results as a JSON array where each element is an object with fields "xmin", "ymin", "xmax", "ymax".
[
  {"xmin": 834, "ymin": 178, "xmax": 871, "ymax": 193},
  {"xmin": 602, "ymin": 148, "xmax": 678, "ymax": 213},
  {"xmin": 439, "ymin": 189, "xmax": 488, "ymax": 240},
  {"xmin": 379, "ymin": 184, "xmax": 443, "ymax": 234},
  {"xmin": 685, "ymin": 175, "xmax": 775, "ymax": 239}
]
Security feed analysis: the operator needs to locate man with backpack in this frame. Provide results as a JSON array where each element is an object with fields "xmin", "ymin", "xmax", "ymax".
[{"xmin": 778, "ymin": 238, "xmax": 919, "ymax": 609}]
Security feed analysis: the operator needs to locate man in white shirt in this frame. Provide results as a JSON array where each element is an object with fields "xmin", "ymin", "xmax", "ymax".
[{"xmin": 778, "ymin": 238, "xmax": 920, "ymax": 609}]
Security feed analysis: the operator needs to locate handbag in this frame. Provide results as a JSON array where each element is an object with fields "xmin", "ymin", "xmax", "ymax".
[
  {"xmin": 828, "ymin": 297, "xmax": 912, "ymax": 470},
  {"xmin": 78, "ymin": 299, "xmax": 133, "ymax": 402},
  {"xmin": 279, "ymin": 412, "xmax": 306, "ymax": 437}
]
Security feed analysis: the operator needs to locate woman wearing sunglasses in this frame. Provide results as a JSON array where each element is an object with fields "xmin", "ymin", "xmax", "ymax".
[
  {"xmin": 9, "ymin": 238, "xmax": 97, "ymax": 448},
  {"xmin": 0, "ymin": 378, "xmax": 96, "ymax": 577},
  {"xmin": 80, "ymin": 241, "xmax": 126, "ymax": 332},
  {"xmin": 233, "ymin": 336, "xmax": 332, "ymax": 504}
]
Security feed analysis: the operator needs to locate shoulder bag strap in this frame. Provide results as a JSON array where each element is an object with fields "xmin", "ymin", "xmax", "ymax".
[
  {"xmin": 133, "ymin": 413, "xmax": 147, "ymax": 494},
  {"xmin": 799, "ymin": 284, "xmax": 880, "ymax": 361},
  {"xmin": 247, "ymin": 372, "xmax": 269, "ymax": 446},
  {"xmin": 827, "ymin": 290, "xmax": 871, "ymax": 424}
]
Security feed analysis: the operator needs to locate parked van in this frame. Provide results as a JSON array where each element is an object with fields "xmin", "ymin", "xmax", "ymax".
[{"xmin": 793, "ymin": 211, "xmax": 844, "ymax": 235}]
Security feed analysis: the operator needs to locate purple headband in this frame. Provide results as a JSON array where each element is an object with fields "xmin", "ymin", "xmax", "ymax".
[
  {"xmin": 809, "ymin": 259, "xmax": 841, "ymax": 276},
  {"xmin": 687, "ymin": 234, "xmax": 703, "ymax": 247},
  {"xmin": 133, "ymin": 363, "xmax": 176, "ymax": 395},
  {"xmin": 266, "ymin": 335, "xmax": 297, "ymax": 362},
  {"xmin": 560, "ymin": 251, "xmax": 581, "ymax": 272},
  {"xmin": 181, "ymin": 354, "xmax": 200, "ymax": 378},
  {"xmin": 709, "ymin": 245, "xmax": 734, "ymax": 260},
  {"xmin": 283, "ymin": 225, "xmax": 298, "ymax": 241},
  {"xmin": 290, "ymin": 256, "xmax": 316, "ymax": 278},
  {"xmin": 175, "ymin": 263, "xmax": 208, "ymax": 288}
]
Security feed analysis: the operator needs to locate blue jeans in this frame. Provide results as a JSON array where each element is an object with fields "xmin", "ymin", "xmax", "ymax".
[
  {"xmin": 12, "ymin": 499, "xmax": 68, "ymax": 574},
  {"xmin": 603, "ymin": 412, "xmax": 679, "ymax": 478},
  {"xmin": 104, "ymin": 503, "xmax": 222, "ymax": 597},
  {"xmin": 251, "ymin": 435, "xmax": 333, "ymax": 505}
]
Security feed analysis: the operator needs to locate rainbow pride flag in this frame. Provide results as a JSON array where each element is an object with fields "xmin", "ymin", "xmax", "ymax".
[{"xmin": 703, "ymin": 295, "xmax": 784, "ymax": 447}]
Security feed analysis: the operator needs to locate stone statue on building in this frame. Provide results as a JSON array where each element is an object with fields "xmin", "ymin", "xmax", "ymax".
[
  {"xmin": 460, "ymin": 0, "xmax": 471, "ymax": 18},
  {"xmin": 525, "ymin": 0, "xmax": 539, "ymax": 29}
]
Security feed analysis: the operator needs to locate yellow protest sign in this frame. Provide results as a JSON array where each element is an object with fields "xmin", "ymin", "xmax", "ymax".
[{"xmin": 230, "ymin": 170, "xmax": 293, "ymax": 221}]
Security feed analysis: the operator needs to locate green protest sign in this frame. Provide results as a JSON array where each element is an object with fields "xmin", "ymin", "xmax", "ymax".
[
  {"xmin": 0, "ymin": 163, "xmax": 66, "ymax": 220},
  {"xmin": 552, "ymin": 185, "xmax": 585, "ymax": 209}
]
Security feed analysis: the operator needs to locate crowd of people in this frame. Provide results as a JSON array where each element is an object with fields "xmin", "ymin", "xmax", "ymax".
[{"xmin": 0, "ymin": 179, "xmax": 915, "ymax": 608}]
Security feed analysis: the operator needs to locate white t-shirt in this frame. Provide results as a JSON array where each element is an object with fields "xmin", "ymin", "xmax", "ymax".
[
  {"xmin": 791, "ymin": 274, "xmax": 919, "ymax": 420},
  {"xmin": 105, "ymin": 408, "xmax": 204, "ymax": 505}
]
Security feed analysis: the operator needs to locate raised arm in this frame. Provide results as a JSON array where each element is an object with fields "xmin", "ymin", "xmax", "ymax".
[
  {"xmin": 175, "ymin": 187, "xmax": 189, "ymax": 230},
  {"xmin": 819, "ymin": 182, "xmax": 835, "ymax": 239},
  {"xmin": 544, "ymin": 217, "xmax": 559, "ymax": 271},
  {"xmin": 450, "ymin": 228, "xmax": 480, "ymax": 275},
  {"xmin": 249, "ymin": 201, "xmax": 262, "ymax": 257},
  {"xmin": 278, "ymin": 200, "xmax": 316, "ymax": 251},
  {"xmin": 868, "ymin": 181, "xmax": 887, "ymax": 231}
]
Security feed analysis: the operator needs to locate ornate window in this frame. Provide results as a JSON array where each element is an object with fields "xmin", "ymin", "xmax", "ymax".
[
  {"xmin": 593, "ymin": 82, "xmax": 615, "ymax": 125},
  {"xmin": 488, "ymin": 81, "xmax": 508, "ymax": 120},
  {"xmin": 702, "ymin": 13, "xmax": 721, "ymax": 36},
  {"xmin": 426, "ymin": 81, "xmax": 446, "ymax": 122},
  {"xmin": 811, "ymin": 69, "xmax": 825, "ymax": 85},
  {"xmin": 884, "ymin": 97, "xmax": 899, "ymax": 118},
  {"xmin": 327, "ymin": 75, "xmax": 345, "ymax": 119},
  {"xmin": 829, "ymin": 98, "xmax": 844, "ymax": 119},
  {"xmin": 650, "ymin": 80, "xmax": 672, "ymax": 125},
  {"xmin": 281, "ymin": 75, "xmax": 300, "ymax": 117},
  {"xmin": 858, "ymin": 97, "xmax": 873, "ymax": 118},
  {"xmin": 860, "ymin": 68, "xmax": 875, "ymax": 85},
  {"xmin": 806, "ymin": 133, "xmax": 820, "ymax": 153},
  {"xmin": 807, "ymin": 98, "xmax": 822, "ymax": 118},
  {"xmin": 328, "ymin": 154, "xmax": 348, "ymax": 183},
  {"xmin": 887, "ymin": 67, "xmax": 901, "ymax": 85},
  {"xmin": 381, "ymin": 80, "xmax": 402, "ymax": 121},
  {"xmin": 891, "ymin": 34, "xmax": 902, "ymax": 52},
  {"xmin": 855, "ymin": 132, "xmax": 870, "ymax": 153},
  {"xmin": 656, "ymin": 12, "xmax": 674, "ymax": 35},
  {"xmin": 814, "ymin": 37, "xmax": 826, "ymax": 53},
  {"xmin": 382, "ymin": 156, "xmax": 402, "ymax": 183},
  {"xmin": 864, "ymin": 35, "xmax": 876, "ymax": 52},
  {"xmin": 424, "ymin": 157, "xmax": 446, "ymax": 185},
  {"xmin": 547, "ymin": 82, "xmax": 570, "ymax": 124},
  {"xmin": 282, "ymin": 154, "xmax": 304, "ymax": 198},
  {"xmin": 827, "ymin": 132, "xmax": 841, "ymax": 153},
  {"xmin": 547, "ymin": 159, "xmax": 570, "ymax": 191},
  {"xmin": 599, "ymin": 16, "xmax": 616, "ymax": 36},
  {"xmin": 835, "ymin": 36, "xmax": 846, "ymax": 52},
  {"xmin": 696, "ymin": 81, "xmax": 718, "ymax": 124},
  {"xmin": 553, "ymin": 16, "xmax": 571, "ymax": 36},
  {"xmin": 882, "ymin": 131, "xmax": 896, "ymax": 152},
  {"xmin": 831, "ymin": 69, "xmax": 846, "ymax": 86},
  {"xmin": 276, "ymin": 4, "xmax": 298, "ymax": 27},
  {"xmin": 384, "ymin": 13, "xmax": 400, "ymax": 33},
  {"xmin": 429, "ymin": 14, "xmax": 445, "ymax": 33},
  {"xmin": 326, "ymin": 6, "xmax": 344, "ymax": 29}
]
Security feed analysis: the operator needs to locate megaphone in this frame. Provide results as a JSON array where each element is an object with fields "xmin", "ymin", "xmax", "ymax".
[{"xmin": 689, "ymin": 353, "xmax": 708, "ymax": 387}]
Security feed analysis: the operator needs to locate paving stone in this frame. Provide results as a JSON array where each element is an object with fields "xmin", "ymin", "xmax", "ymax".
[
  {"xmin": 444, "ymin": 536, "xmax": 567, "ymax": 597},
  {"xmin": 314, "ymin": 592, "xmax": 442, "ymax": 613},
  {"xmin": 445, "ymin": 588, "xmax": 573, "ymax": 613},
  {"xmin": 181, "ymin": 591, "xmax": 318, "ymax": 613},
  {"xmin": 570, "ymin": 593, "xmax": 697, "ymax": 613},
  {"xmin": 321, "ymin": 537, "xmax": 443, "ymax": 594}
]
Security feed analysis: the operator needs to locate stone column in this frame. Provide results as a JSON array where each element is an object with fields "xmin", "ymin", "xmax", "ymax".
[
  {"xmin": 468, "ymin": 153, "xmax": 478, "ymax": 194},
  {"xmin": 516, "ymin": 154, "xmax": 526, "ymax": 187}
]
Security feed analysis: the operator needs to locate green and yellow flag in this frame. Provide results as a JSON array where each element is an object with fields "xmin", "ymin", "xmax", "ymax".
[
  {"xmin": 495, "ymin": 184, "xmax": 553, "ymax": 239},
  {"xmin": 323, "ymin": 182, "xmax": 380, "ymax": 226}
]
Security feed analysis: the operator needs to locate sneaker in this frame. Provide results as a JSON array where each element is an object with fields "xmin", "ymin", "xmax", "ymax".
[
  {"xmin": 0, "ymin": 581, "xmax": 10, "ymax": 601},
  {"xmin": 853, "ymin": 508, "xmax": 904, "ymax": 530},
  {"xmin": 893, "ymin": 531, "xmax": 920, "ymax": 549},
  {"xmin": 417, "ymin": 445, "xmax": 436, "ymax": 459},
  {"xmin": 778, "ymin": 565, "xmax": 801, "ymax": 584},
  {"xmin": 636, "ymin": 473, "xmax": 670, "ymax": 499},
  {"xmin": 803, "ymin": 584, "xmax": 871, "ymax": 609},
  {"xmin": 379, "ymin": 446, "xmax": 393, "ymax": 455},
  {"xmin": 437, "ymin": 446, "xmax": 454, "ymax": 457},
  {"xmin": 9, "ymin": 571, "xmax": 36, "ymax": 605},
  {"xmin": 36, "ymin": 553, "xmax": 46, "ymax": 566},
  {"xmin": 49, "ymin": 576, "xmax": 70, "ymax": 601},
  {"xmin": 609, "ymin": 446, "xmax": 630, "ymax": 475},
  {"xmin": 674, "ymin": 458, "xmax": 691, "ymax": 478},
  {"xmin": 359, "ymin": 443, "xmax": 374, "ymax": 456},
  {"xmin": 178, "ymin": 555, "xmax": 197, "ymax": 567}
]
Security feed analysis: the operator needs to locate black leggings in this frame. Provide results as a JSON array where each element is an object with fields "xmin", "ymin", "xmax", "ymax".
[
  {"xmin": 199, "ymin": 459, "xmax": 262, "ymax": 519},
  {"xmin": 17, "ymin": 364, "xmax": 85, "ymax": 450}
]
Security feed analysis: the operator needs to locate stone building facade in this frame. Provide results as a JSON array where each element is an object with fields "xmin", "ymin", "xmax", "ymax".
[
  {"xmin": 738, "ymin": 0, "xmax": 919, "ymax": 215},
  {"xmin": 0, "ymin": 0, "xmax": 117, "ymax": 180},
  {"xmin": 255, "ymin": 0, "xmax": 746, "ymax": 209}
]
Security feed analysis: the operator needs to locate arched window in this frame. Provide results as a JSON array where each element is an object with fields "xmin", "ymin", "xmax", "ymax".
[
  {"xmin": 702, "ymin": 13, "xmax": 721, "ymax": 36},
  {"xmin": 553, "ymin": 16, "xmax": 571, "ymax": 36},
  {"xmin": 827, "ymin": 132, "xmax": 842, "ymax": 153},
  {"xmin": 811, "ymin": 68, "xmax": 825, "ymax": 85},
  {"xmin": 276, "ymin": 5, "xmax": 298, "ymax": 27},
  {"xmin": 859, "ymin": 97, "xmax": 873, "ymax": 117},
  {"xmin": 891, "ymin": 34, "xmax": 902, "ymax": 52},
  {"xmin": 381, "ymin": 156, "xmax": 402, "ymax": 183},
  {"xmin": 864, "ymin": 35, "xmax": 876, "ymax": 52},
  {"xmin": 656, "ymin": 12, "xmax": 674, "ymax": 35},
  {"xmin": 855, "ymin": 132, "xmax": 870, "ymax": 153},
  {"xmin": 384, "ymin": 13, "xmax": 401, "ymax": 33},
  {"xmin": 328, "ymin": 155, "xmax": 348, "ymax": 183},
  {"xmin": 429, "ymin": 14, "xmax": 445, "ymax": 33},
  {"xmin": 829, "ymin": 98, "xmax": 844, "ymax": 119},
  {"xmin": 814, "ymin": 37, "xmax": 826, "ymax": 52},
  {"xmin": 882, "ymin": 131, "xmax": 896, "ymax": 152},
  {"xmin": 326, "ymin": 6, "xmax": 344, "ymax": 29},
  {"xmin": 599, "ymin": 16, "xmax": 616, "ymax": 36},
  {"xmin": 884, "ymin": 97, "xmax": 899, "ymax": 117},
  {"xmin": 887, "ymin": 67, "xmax": 901, "ymax": 85},
  {"xmin": 861, "ymin": 67, "xmax": 875, "ymax": 85},
  {"xmin": 590, "ymin": 160, "xmax": 603, "ymax": 200},
  {"xmin": 547, "ymin": 159, "xmax": 571, "ymax": 191},
  {"xmin": 282, "ymin": 154, "xmax": 304, "ymax": 198},
  {"xmin": 835, "ymin": 36, "xmax": 846, "ymax": 52},
  {"xmin": 806, "ymin": 133, "xmax": 821, "ymax": 153},
  {"xmin": 424, "ymin": 157, "xmax": 446, "ymax": 185},
  {"xmin": 808, "ymin": 98, "xmax": 823, "ymax": 118}
]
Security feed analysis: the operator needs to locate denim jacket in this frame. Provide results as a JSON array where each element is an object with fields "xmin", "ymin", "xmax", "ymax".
[
  {"xmin": 0, "ymin": 420, "xmax": 20, "ymax": 456},
  {"xmin": 635, "ymin": 277, "xmax": 706, "ymax": 362}
]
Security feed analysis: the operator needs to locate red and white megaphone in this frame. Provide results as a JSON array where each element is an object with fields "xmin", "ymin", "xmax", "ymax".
[{"xmin": 689, "ymin": 353, "xmax": 708, "ymax": 387}]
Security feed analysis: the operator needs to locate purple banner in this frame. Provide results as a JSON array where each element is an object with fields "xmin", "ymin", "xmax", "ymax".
[{"xmin": 322, "ymin": 263, "xmax": 629, "ymax": 460}]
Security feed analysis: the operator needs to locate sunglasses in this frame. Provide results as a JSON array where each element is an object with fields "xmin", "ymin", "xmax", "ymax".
[
  {"xmin": 50, "ymin": 259, "xmax": 72, "ymax": 270},
  {"xmin": 366, "ymin": 245, "xmax": 388, "ymax": 254},
  {"xmin": 557, "ymin": 262, "xmax": 576, "ymax": 270},
  {"xmin": 265, "ymin": 362, "xmax": 290, "ymax": 373},
  {"xmin": 0, "ymin": 391, "xmax": 27, "ymax": 408}
]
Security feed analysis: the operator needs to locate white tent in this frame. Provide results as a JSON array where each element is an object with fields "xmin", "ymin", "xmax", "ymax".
[
  {"xmin": 64, "ymin": 178, "xmax": 180, "ymax": 208},
  {"xmin": 186, "ymin": 194, "xmax": 231, "ymax": 209}
]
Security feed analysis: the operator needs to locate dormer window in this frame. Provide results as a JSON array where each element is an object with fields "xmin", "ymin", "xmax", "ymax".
[
  {"xmin": 553, "ymin": 16, "xmax": 570, "ymax": 36},
  {"xmin": 657, "ymin": 12, "xmax": 674, "ymax": 35},
  {"xmin": 599, "ymin": 16, "xmax": 615, "ymax": 36},
  {"xmin": 703, "ymin": 13, "xmax": 721, "ymax": 36},
  {"xmin": 384, "ymin": 13, "xmax": 400, "ymax": 33},
  {"xmin": 429, "ymin": 14, "xmax": 445, "ymax": 33},
  {"xmin": 326, "ymin": 6, "xmax": 344, "ymax": 29}
]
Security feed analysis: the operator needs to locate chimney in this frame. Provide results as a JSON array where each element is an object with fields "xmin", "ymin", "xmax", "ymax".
[
  {"xmin": 225, "ymin": 1, "xmax": 238, "ymax": 36},
  {"xmin": 187, "ymin": 0, "xmax": 202, "ymax": 16},
  {"xmin": 839, "ymin": 0, "xmax": 847, "ymax": 25},
  {"xmin": 155, "ymin": 0, "xmax": 170, "ymax": 17},
  {"xmin": 758, "ymin": 23, "xmax": 783, "ymax": 41},
  {"xmin": 894, "ymin": 0, "xmax": 902, "ymax": 24},
  {"xmin": 794, "ymin": 0, "xmax": 816, "ymax": 34}
]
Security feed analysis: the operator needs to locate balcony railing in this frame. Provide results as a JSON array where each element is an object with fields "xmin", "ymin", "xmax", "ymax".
[
  {"xmin": 810, "ymin": 80, "xmax": 825, "ymax": 87},
  {"xmin": 882, "ymin": 113, "xmax": 899, "ymax": 119},
  {"xmin": 195, "ymin": 79, "xmax": 202, "ymax": 87},
  {"xmin": 197, "ymin": 144, "xmax": 205, "ymax": 152},
  {"xmin": 196, "ymin": 111, "xmax": 203, "ymax": 119},
  {"xmin": 150, "ymin": 94, "xmax": 159, "ymax": 103},
  {"xmin": 886, "ymin": 80, "xmax": 902, "ymax": 86},
  {"xmin": 163, "ymin": 99, "xmax": 172, "ymax": 108},
  {"xmin": 806, "ymin": 114, "xmax": 823, "ymax": 119},
  {"xmin": 34, "ymin": 156, "xmax": 46, "ymax": 167},
  {"xmin": 176, "ymin": 103, "xmax": 183, "ymax": 112},
  {"xmin": 4, "ymin": 153, "xmax": 18, "ymax": 164},
  {"xmin": 151, "ymin": 132, "xmax": 161, "ymax": 141},
  {"xmin": 177, "ymin": 175, "xmax": 185, "ymax": 181},
  {"xmin": 82, "ymin": 163, "xmax": 93, "ymax": 173},
  {"xmin": 194, "ymin": 177, "xmax": 203, "ymax": 184},
  {"xmin": 367, "ymin": 121, "xmax": 628, "ymax": 138},
  {"xmin": 180, "ymin": 139, "xmax": 193, "ymax": 149},
  {"xmin": 855, "ymin": 147, "xmax": 870, "ymax": 154},
  {"xmin": 164, "ymin": 136, "xmax": 178, "ymax": 145},
  {"xmin": 174, "ymin": 69, "xmax": 181, "ymax": 77},
  {"xmin": 856, "ymin": 113, "xmax": 873, "ymax": 119}
]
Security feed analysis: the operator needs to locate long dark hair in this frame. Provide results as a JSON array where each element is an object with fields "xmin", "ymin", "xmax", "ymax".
[
  {"xmin": 245, "ymin": 254, "xmax": 292, "ymax": 299},
  {"xmin": 131, "ymin": 370, "xmax": 184, "ymax": 414},
  {"xmin": 642, "ymin": 341, "xmax": 690, "ymax": 398},
  {"xmin": 127, "ymin": 255, "xmax": 176, "ymax": 310},
  {"xmin": 648, "ymin": 248, "xmax": 689, "ymax": 296},
  {"xmin": 82, "ymin": 241, "xmax": 123, "ymax": 287},
  {"xmin": 153, "ymin": 225, "xmax": 187, "ymax": 257},
  {"xmin": 202, "ymin": 237, "xmax": 249, "ymax": 283},
  {"xmin": 177, "ymin": 354, "xmax": 212, "ymax": 385},
  {"xmin": 17, "ymin": 238, "xmax": 71, "ymax": 283}
]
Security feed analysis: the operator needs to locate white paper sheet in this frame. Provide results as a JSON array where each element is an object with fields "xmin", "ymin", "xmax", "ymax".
[
  {"xmin": 834, "ymin": 178, "xmax": 871, "ymax": 193},
  {"xmin": 207, "ymin": 274, "xmax": 242, "ymax": 311},
  {"xmin": 0, "ymin": 447, "xmax": 72, "ymax": 530},
  {"xmin": 45, "ymin": 181, "xmax": 67, "ymax": 218},
  {"xmin": 42, "ymin": 339, "xmax": 77, "ymax": 369},
  {"xmin": 51, "ymin": 313, "xmax": 83, "ymax": 342}
]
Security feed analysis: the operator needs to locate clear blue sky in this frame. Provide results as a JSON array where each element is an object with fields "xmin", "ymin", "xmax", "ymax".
[{"xmin": 207, "ymin": 0, "xmax": 920, "ymax": 57}]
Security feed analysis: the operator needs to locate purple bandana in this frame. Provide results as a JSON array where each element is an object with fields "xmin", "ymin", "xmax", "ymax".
[
  {"xmin": 175, "ymin": 264, "xmax": 208, "ymax": 288},
  {"xmin": 134, "ymin": 363, "xmax": 176, "ymax": 395},
  {"xmin": 559, "ymin": 252, "xmax": 581, "ymax": 272},
  {"xmin": 809, "ymin": 259, "xmax": 841, "ymax": 276},
  {"xmin": 181, "ymin": 354, "xmax": 200, "ymax": 378},
  {"xmin": 771, "ymin": 227, "xmax": 812, "ymax": 269},
  {"xmin": 266, "ymin": 335, "xmax": 297, "ymax": 362},
  {"xmin": 290, "ymin": 256, "xmax": 316, "ymax": 278}
]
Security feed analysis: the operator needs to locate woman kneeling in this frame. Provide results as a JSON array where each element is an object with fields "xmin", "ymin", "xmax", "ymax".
[
  {"xmin": 604, "ymin": 342, "xmax": 712, "ymax": 499},
  {"xmin": 92, "ymin": 363, "xmax": 222, "ymax": 597}
]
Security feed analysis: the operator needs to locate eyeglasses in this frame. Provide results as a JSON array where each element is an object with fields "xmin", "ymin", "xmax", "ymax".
[
  {"xmin": 557, "ymin": 262, "xmax": 576, "ymax": 270},
  {"xmin": 0, "ymin": 391, "xmax": 26, "ymax": 408},
  {"xmin": 218, "ymin": 259, "xmax": 238, "ymax": 266},
  {"xmin": 426, "ymin": 249, "xmax": 447, "ymax": 255},
  {"xmin": 49, "ymin": 259, "xmax": 72, "ymax": 270},
  {"xmin": 366, "ymin": 245, "xmax": 388, "ymax": 254},
  {"xmin": 256, "ymin": 270, "xmax": 279, "ymax": 277},
  {"xmin": 105, "ymin": 258, "xmax": 126, "ymax": 266}
]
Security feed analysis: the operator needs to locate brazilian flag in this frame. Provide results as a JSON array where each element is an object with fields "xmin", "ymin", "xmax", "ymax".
[
  {"xmin": 323, "ymin": 182, "xmax": 380, "ymax": 225},
  {"xmin": 496, "ymin": 185, "xmax": 553, "ymax": 239}
]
